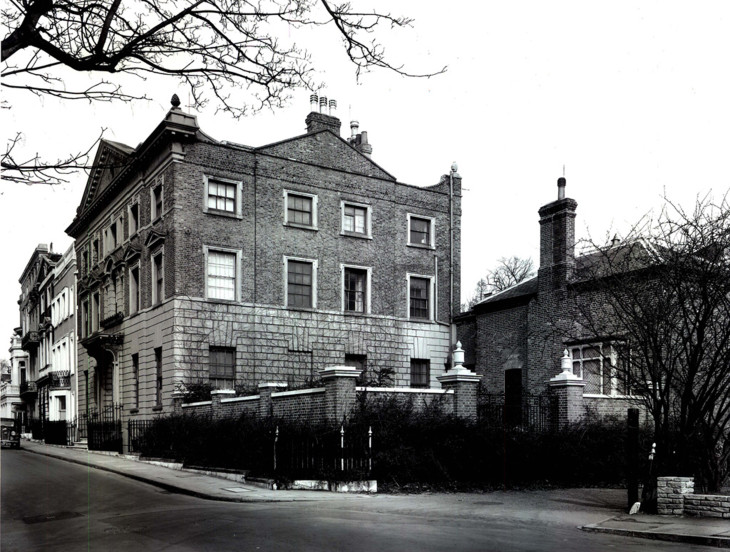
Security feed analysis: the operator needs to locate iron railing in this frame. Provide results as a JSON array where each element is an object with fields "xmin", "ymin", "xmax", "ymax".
[
  {"xmin": 44, "ymin": 420, "xmax": 75, "ymax": 445},
  {"xmin": 275, "ymin": 425, "xmax": 372, "ymax": 479},
  {"xmin": 478, "ymin": 393, "xmax": 558, "ymax": 431},
  {"xmin": 127, "ymin": 419, "xmax": 156, "ymax": 453},
  {"xmin": 85, "ymin": 404, "xmax": 123, "ymax": 453},
  {"xmin": 20, "ymin": 381, "xmax": 38, "ymax": 395},
  {"xmin": 50, "ymin": 371, "xmax": 71, "ymax": 389}
]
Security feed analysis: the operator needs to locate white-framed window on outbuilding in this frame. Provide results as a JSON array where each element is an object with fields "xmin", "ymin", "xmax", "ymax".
[
  {"xmin": 341, "ymin": 201, "xmax": 371, "ymax": 238},
  {"xmin": 204, "ymin": 176, "xmax": 242, "ymax": 217},
  {"xmin": 204, "ymin": 246, "xmax": 241, "ymax": 301},
  {"xmin": 285, "ymin": 257, "xmax": 317, "ymax": 309},
  {"xmin": 284, "ymin": 190, "xmax": 318, "ymax": 229},
  {"xmin": 341, "ymin": 264, "xmax": 371, "ymax": 314},
  {"xmin": 571, "ymin": 342, "xmax": 631, "ymax": 396},
  {"xmin": 407, "ymin": 214, "xmax": 435, "ymax": 248}
]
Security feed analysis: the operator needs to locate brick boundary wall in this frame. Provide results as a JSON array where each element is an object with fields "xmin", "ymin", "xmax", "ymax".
[
  {"xmin": 657, "ymin": 476, "xmax": 730, "ymax": 518},
  {"xmin": 174, "ymin": 364, "xmax": 470, "ymax": 423}
]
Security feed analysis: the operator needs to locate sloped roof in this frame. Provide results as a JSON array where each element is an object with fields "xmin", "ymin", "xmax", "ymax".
[
  {"xmin": 255, "ymin": 129, "xmax": 396, "ymax": 181},
  {"xmin": 472, "ymin": 276, "xmax": 538, "ymax": 312}
]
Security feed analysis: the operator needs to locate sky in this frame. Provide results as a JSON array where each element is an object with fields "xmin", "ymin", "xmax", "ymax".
[{"xmin": 2, "ymin": 1, "xmax": 730, "ymax": 352}]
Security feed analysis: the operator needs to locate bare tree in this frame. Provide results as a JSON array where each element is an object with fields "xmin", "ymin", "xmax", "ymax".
[
  {"xmin": 465, "ymin": 256, "xmax": 535, "ymax": 310},
  {"xmin": 570, "ymin": 195, "xmax": 730, "ymax": 493},
  {"xmin": 2, "ymin": 0, "xmax": 445, "ymax": 185}
]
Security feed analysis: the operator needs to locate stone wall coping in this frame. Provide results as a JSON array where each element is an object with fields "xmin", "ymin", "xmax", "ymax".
[
  {"xmin": 548, "ymin": 378, "xmax": 586, "ymax": 388},
  {"xmin": 258, "ymin": 382, "xmax": 288, "ymax": 390},
  {"xmin": 272, "ymin": 387, "xmax": 326, "ymax": 398},
  {"xmin": 182, "ymin": 400, "xmax": 212, "ymax": 408},
  {"xmin": 319, "ymin": 366, "xmax": 362, "ymax": 379},
  {"xmin": 211, "ymin": 389, "xmax": 236, "ymax": 396},
  {"xmin": 221, "ymin": 395, "xmax": 260, "ymax": 404},
  {"xmin": 356, "ymin": 386, "xmax": 454, "ymax": 395},
  {"xmin": 437, "ymin": 372, "xmax": 482, "ymax": 384}
]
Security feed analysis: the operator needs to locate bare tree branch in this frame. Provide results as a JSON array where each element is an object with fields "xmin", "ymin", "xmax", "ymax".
[{"xmin": 2, "ymin": 0, "xmax": 444, "ymax": 185}]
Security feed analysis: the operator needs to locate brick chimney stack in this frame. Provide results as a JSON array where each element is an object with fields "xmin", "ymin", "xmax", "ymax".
[
  {"xmin": 347, "ymin": 120, "xmax": 373, "ymax": 158},
  {"xmin": 305, "ymin": 94, "xmax": 342, "ymax": 135},
  {"xmin": 538, "ymin": 177, "xmax": 577, "ymax": 291}
]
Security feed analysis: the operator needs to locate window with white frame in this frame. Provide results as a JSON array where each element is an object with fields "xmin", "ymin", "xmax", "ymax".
[
  {"xmin": 154, "ymin": 346, "xmax": 163, "ymax": 407},
  {"xmin": 204, "ymin": 176, "xmax": 242, "ymax": 216},
  {"xmin": 341, "ymin": 201, "xmax": 371, "ymax": 237},
  {"xmin": 342, "ymin": 265, "xmax": 370, "ymax": 313},
  {"xmin": 571, "ymin": 342, "xmax": 631, "ymax": 396},
  {"xmin": 129, "ymin": 264, "xmax": 140, "ymax": 314},
  {"xmin": 205, "ymin": 248, "xmax": 240, "ymax": 301},
  {"xmin": 209, "ymin": 346, "xmax": 235, "ymax": 389},
  {"xmin": 129, "ymin": 202, "xmax": 139, "ymax": 236},
  {"xmin": 152, "ymin": 179, "xmax": 164, "ymax": 220},
  {"xmin": 286, "ymin": 258, "xmax": 316, "ymax": 308},
  {"xmin": 408, "ymin": 214, "xmax": 435, "ymax": 247},
  {"xmin": 151, "ymin": 250, "xmax": 164, "ymax": 305},
  {"xmin": 284, "ymin": 191, "xmax": 317, "ymax": 229},
  {"xmin": 410, "ymin": 358, "xmax": 430, "ymax": 388},
  {"xmin": 408, "ymin": 275, "xmax": 433, "ymax": 320}
]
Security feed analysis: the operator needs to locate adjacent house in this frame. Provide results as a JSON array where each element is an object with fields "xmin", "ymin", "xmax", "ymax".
[
  {"xmin": 45, "ymin": 244, "xmax": 77, "ymax": 422},
  {"xmin": 456, "ymin": 177, "xmax": 637, "ymax": 419},
  {"xmin": 0, "ymin": 330, "xmax": 28, "ymax": 419},
  {"xmin": 17, "ymin": 244, "xmax": 62, "ymax": 431},
  {"xmin": 65, "ymin": 95, "xmax": 461, "ymax": 446}
]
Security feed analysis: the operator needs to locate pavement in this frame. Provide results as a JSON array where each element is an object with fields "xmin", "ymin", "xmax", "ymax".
[{"xmin": 19, "ymin": 438, "xmax": 730, "ymax": 548}]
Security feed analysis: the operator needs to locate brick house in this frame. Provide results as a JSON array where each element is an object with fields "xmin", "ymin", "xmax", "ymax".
[
  {"xmin": 456, "ymin": 177, "xmax": 639, "ymax": 419},
  {"xmin": 65, "ymin": 95, "xmax": 461, "ymax": 437}
]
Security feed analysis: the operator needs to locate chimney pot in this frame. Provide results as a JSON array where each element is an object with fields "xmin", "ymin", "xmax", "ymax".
[
  {"xmin": 350, "ymin": 120, "xmax": 359, "ymax": 139},
  {"xmin": 557, "ymin": 177, "xmax": 566, "ymax": 200},
  {"xmin": 310, "ymin": 94, "xmax": 319, "ymax": 112},
  {"xmin": 319, "ymin": 96, "xmax": 328, "ymax": 113},
  {"xmin": 329, "ymin": 99, "xmax": 337, "ymax": 117}
]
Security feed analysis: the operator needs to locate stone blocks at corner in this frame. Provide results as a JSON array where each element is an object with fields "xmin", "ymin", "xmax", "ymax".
[{"xmin": 656, "ymin": 476, "xmax": 730, "ymax": 518}]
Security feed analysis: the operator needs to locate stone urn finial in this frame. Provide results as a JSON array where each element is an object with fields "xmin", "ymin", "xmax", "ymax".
[{"xmin": 171, "ymin": 94, "xmax": 181, "ymax": 108}]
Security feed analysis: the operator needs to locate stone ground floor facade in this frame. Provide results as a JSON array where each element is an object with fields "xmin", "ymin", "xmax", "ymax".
[{"xmin": 76, "ymin": 297, "xmax": 453, "ymax": 446}]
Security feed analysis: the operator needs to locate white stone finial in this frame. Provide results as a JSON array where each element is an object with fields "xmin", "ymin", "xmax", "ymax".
[
  {"xmin": 561, "ymin": 349, "xmax": 572, "ymax": 374},
  {"xmin": 452, "ymin": 341, "xmax": 465, "ymax": 370}
]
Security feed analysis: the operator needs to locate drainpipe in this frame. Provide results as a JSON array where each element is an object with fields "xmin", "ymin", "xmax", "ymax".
[{"xmin": 449, "ymin": 164, "xmax": 456, "ymax": 336}]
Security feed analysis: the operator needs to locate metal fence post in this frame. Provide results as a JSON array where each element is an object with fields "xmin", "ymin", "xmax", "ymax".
[
  {"xmin": 368, "ymin": 426, "xmax": 373, "ymax": 473},
  {"xmin": 273, "ymin": 425, "xmax": 279, "ymax": 472},
  {"xmin": 340, "ymin": 425, "xmax": 345, "ymax": 472}
]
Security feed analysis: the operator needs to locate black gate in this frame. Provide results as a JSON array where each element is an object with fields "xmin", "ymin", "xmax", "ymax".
[
  {"xmin": 478, "ymin": 393, "xmax": 558, "ymax": 431},
  {"xmin": 86, "ymin": 404, "xmax": 123, "ymax": 453}
]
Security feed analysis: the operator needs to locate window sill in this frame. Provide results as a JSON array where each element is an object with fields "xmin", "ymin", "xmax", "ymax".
[
  {"xmin": 407, "ymin": 243, "xmax": 435, "ymax": 250},
  {"xmin": 284, "ymin": 222, "xmax": 318, "ymax": 232},
  {"xmin": 343, "ymin": 310, "xmax": 370, "ymax": 316},
  {"xmin": 408, "ymin": 317, "xmax": 433, "ymax": 323},
  {"xmin": 286, "ymin": 306, "xmax": 317, "ymax": 313},
  {"xmin": 152, "ymin": 405, "xmax": 163, "ymax": 412},
  {"xmin": 129, "ymin": 408, "xmax": 139, "ymax": 414},
  {"xmin": 340, "ymin": 231, "xmax": 372, "ymax": 240},
  {"xmin": 205, "ymin": 297, "xmax": 239, "ymax": 305},
  {"xmin": 204, "ymin": 209, "xmax": 242, "ymax": 220}
]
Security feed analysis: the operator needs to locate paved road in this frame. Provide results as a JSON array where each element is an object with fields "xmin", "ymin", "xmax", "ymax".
[{"xmin": 1, "ymin": 448, "xmax": 714, "ymax": 551}]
